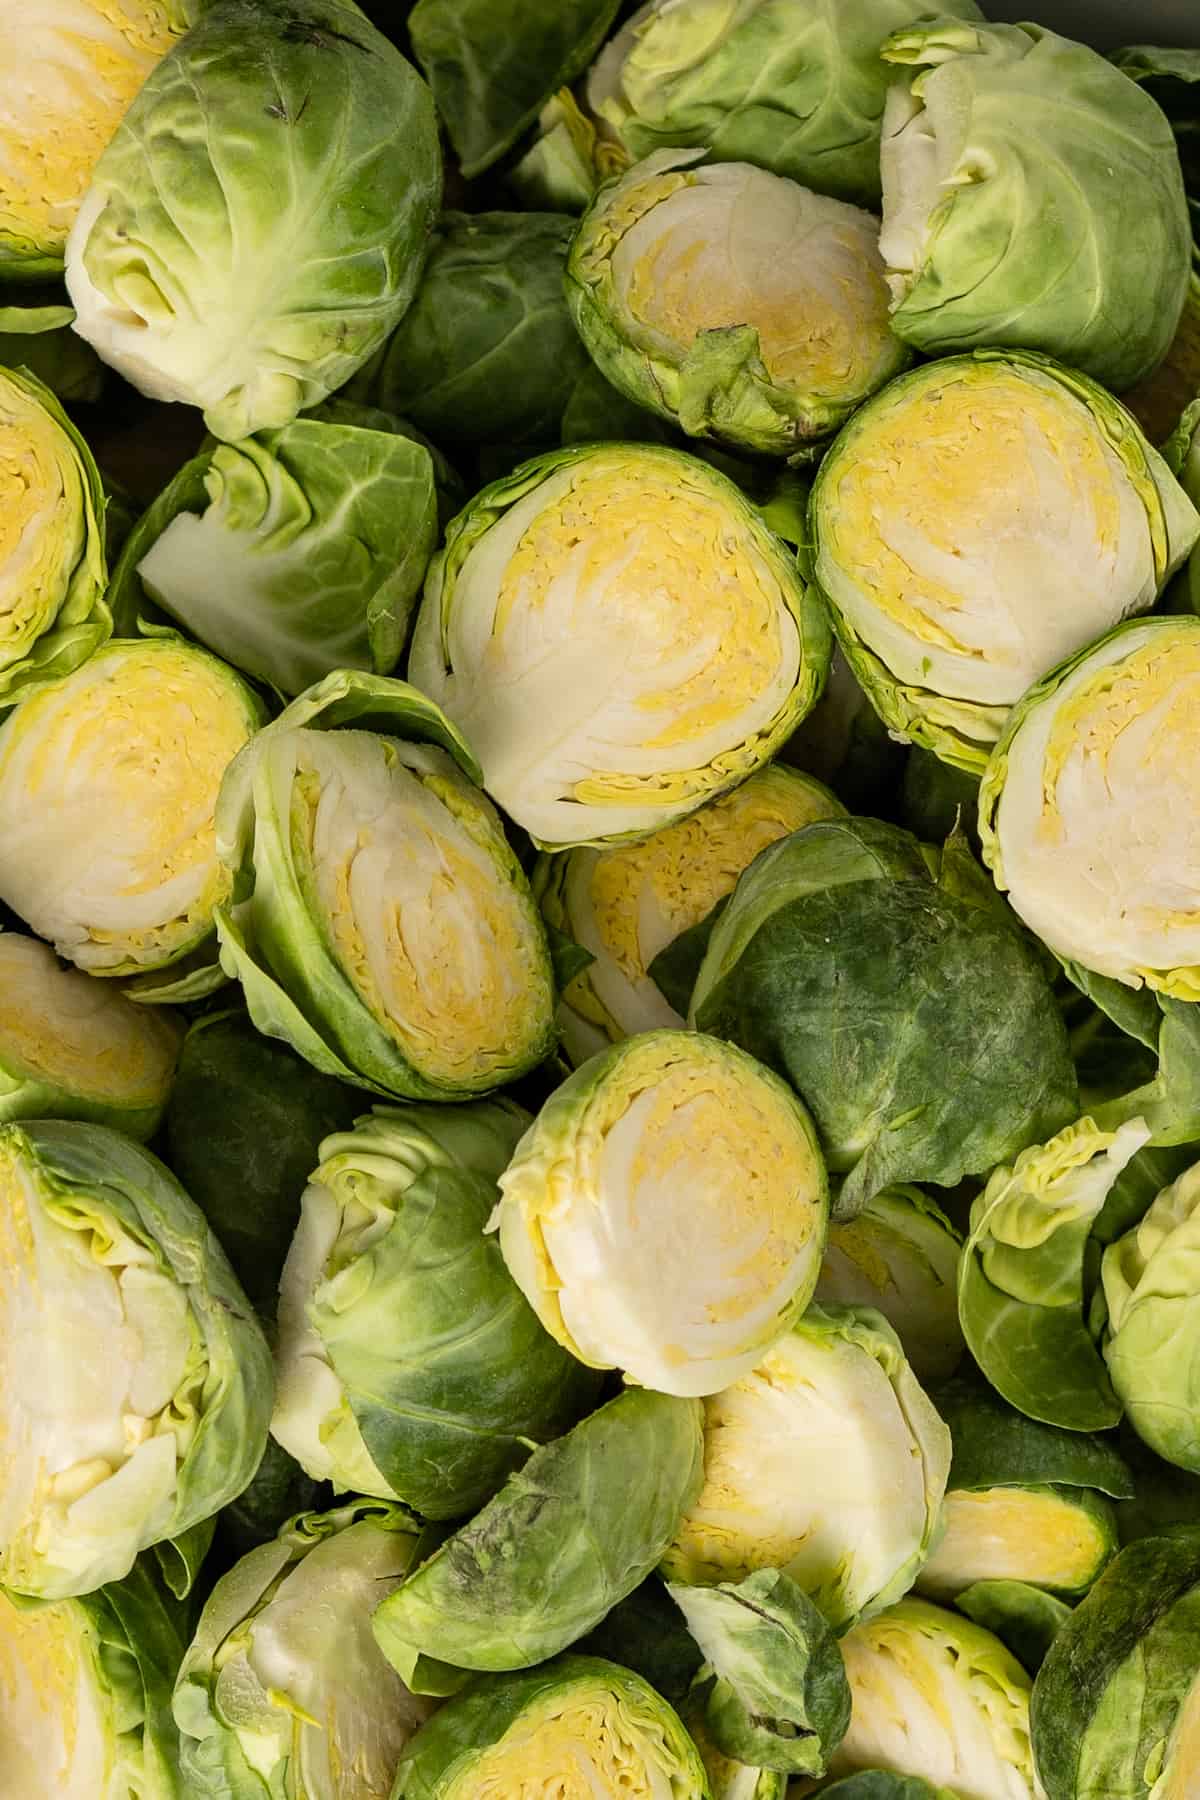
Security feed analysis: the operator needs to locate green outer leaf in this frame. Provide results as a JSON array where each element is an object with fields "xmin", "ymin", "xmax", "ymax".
[
  {"xmin": 812, "ymin": 353, "xmax": 1197, "ymax": 774},
  {"xmin": 931, "ymin": 1375, "xmax": 1134, "ymax": 1496},
  {"xmin": 957, "ymin": 1117, "xmax": 1148, "ymax": 1433},
  {"xmin": 70, "ymin": 1558, "xmax": 192, "ymax": 1799},
  {"xmin": 590, "ymin": 0, "xmax": 983, "ymax": 205},
  {"xmin": 372, "ymin": 1388, "xmax": 704, "ymax": 1680},
  {"xmin": 153, "ymin": 1518, "xmax": 215, "ymax": 1602},
  {"xmin": 390, "ymin": 1655, "xmax": 709, "ymax": 1798},
  {"xmin": 882, "ymin": 23, "xmax": 1191, "ymax": 391},
  {"xmin": 820, "ymin": 1777, "xmax": 957, "ymax": 1800},
  {"xmin": 302, "ymin": 1103, "xmax": 601, "ymax": 1519},
  {"xmin": 667, "ymin": 1569, "xmax": 851, "ymax": 1775},
  {"xmin": 410, "ymin": 0, "xmax": 620, "ymax": 177},
  {"xmin": 0, "ymin": 304, "xmax": 104, "ymax": 403},
  {"xmin": 0, "ymin": 364, "xmax": 111, "ymax": 703},
  {"xmin": 354, "ymin": 212, "xmax": 592, "ymax": 449},
  {"xmin": 0, "ymin": 1121, "xmax": 273, "ymax": 1597},
  {"xmin": 1031, "ymin": 1532, "xmax": 1200, "ymax": 1800},
  {"xmin": 954, "ymin": 1581, "xmax": 1072, "ymax": 1676},
  {"xmin": 108, "ymin": 419, "xmax": 438, "ymax": 694},
  {"xmin": 409, "ymin": 439, "xmax": 831, "ymax": 852},
  {"xmin": 67, "ymin": 0, "xmax": 443, "ymax": 441},
  {"xmin": 691, "ymin": 816, "xmax": 1077, "ymax": 1219},
  {"xmin": 163, "ymin": 1009, "xmax": 362, "ymax": 1315}
]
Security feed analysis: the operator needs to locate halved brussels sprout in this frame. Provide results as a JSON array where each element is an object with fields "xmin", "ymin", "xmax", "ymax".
[
  {"xmin": 0, "ymin": 1560, "xmax": 186, "ymax": 1798},
  {"xmin": 829, "ymin": 1599, "xmax": 1037, "ymax": 1798},
  {"xmin": 679, "ymin": 1687, "xmax": 787, "ymax": 1800},
  {"xmin": 586, "ymin": 0, "xmax": 984, "ymax": 205},
  {"xmin": 0, "ymin": 932, "xmax": 181, "ymax": 1139},
  {"xmin": 109, "ymin": 412, "xmax": 439, "ymax": 696},
  {"xmin": 811, "ymin": 354, "xmax": 1199, "ymax": 771},
  {"xmin": 271, "ymin": 1101, "xmax": 599, "ymax": 1519},
  {"xmin": 0, "ymin": 637, "xmax": 263, "ymax": 979},
  {"xmin": 566, "ymin": 150, "xmax": 909, "ymax": 456},
  {"xmin": 0, "ymin": 1, "xmax": 189, "ymax": 277},
  {"xmin": 0, "ymin": 364, "xmax": 109, "ymax": 701},
  {"xmin": 691, "ymin": 818, "xmax": 1078, "ymax": 1217},
  {"xmin": 979, "ymin": 617, "xmax": 1200, "ymax": 995},
  {"xmin": 1032, "ymin": 1533, "xmax": 1200, "ymax": 1800},
  {"xmin": 65, "ymin": 1, "xmax": 442, "ymax": 441},
  {"xmin": 0, "ymin": 1119, "xmax": 272, "ymax": 1600},
  {"xmin": 351, "ymin": 211, "xmax": 592, "ymax": 451},
  {"xmin": 174, "ymin": 1501, "xmax": 437, "ymax": 1798},
  {"xmin": 917, "ymin": 1486, "xmax": 1116, "ymax": 1604},
  {"xmin": 879, "ymin": 21, "xmax": 1191, "ymax": 392},
  {"xmin": 372, "ymin": 1388, "xmax": 703, "ymax": 1682},
  {"xmin": 408, "ymin": 443, "xmax": 830, "ymax": 848},
  {"xmin": 816, "ymin": 1187, "xmax": 963, "ymax": 1384},
  {"xmin": 215, "ymin": 671, "xmax": 556, "ymax": 1100},
  {"xmin": 667, "ymin": 1568, "xmax": 851, "ymax": 1775},
  {"xmin": 391, "ymin": 1655, "xmax": 709, "ymax": 1798},
  {"xmin": 1102, "ymin": 1155, "xmax": 1200, "ymax": 1473},
  {"xmin": 959, "ymin": 1117, "xmax": 1151, "ymax": 1433},
  {"xmin": 661, "ymin": 1304, "xmax": 950, "ymax": 1631},
  {"xmin": 491, "ymin": 1031, "xmax": 827, "ymax": 1397},
  {"xmin": 536, "ymin": 765, "xmax": 842, "ymax": 1062}
]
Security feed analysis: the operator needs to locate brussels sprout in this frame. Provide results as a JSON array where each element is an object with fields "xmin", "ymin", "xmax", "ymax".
[
  {"xmin": 828, "ymin": 1598, "xmax": 1037, "ymax": 1798},
  {"xmin": 0, "ymin": 637, "xmax": 264, "ymax": 980},
  {"xmin": 667, "ymin": 1568, "xmax": 851, "ymax": 1774},
  {"xmin": 1032, "ymin": 1533, "xmax": 1200, "ymax": 1800},
  {"xmin": 691, "ymin": 818, "xmax": 1078, "ymax": 1218},
  {"xmin": 565, "ymin": 150, "xmax": 909, "ymax": 458},
  {"xmin": 678, "ymin": 1685, "xmax": 787, "ymax": 1800},
  {"xmin": 810, "ymin": 354, "xmax": 1199, "ymax": 772},
  {"xmin": 953, "ymin": 1583, "xmax": 1072, "ymax": 1677},
  {"xmin": 0, "ymin": 1, "xmax": 192, "ymax": 278},
  {"xmin": 576, "ymin": 1578, "xmax": 704, "ymax": 1705},
  {"xmin": 0, "ymin": 301, "xmax": 104, "ymax": 403},
  {"xmin": 491, "ymin": 1031, "xmax": 827, "ymax": 1397},
  {"xmin": 0, "ymin": 364, "xmax": 110, "ymax": 701},
  {"xmin": 108, "ymin": 413, "xmax": 439, "ymax": 696},
  {"xmin": 174, "ymin": 1501, "xmax": 437, "ymax": 1798},
  {"xmin": 372, "ymin": 1388, "xmax": 703, "ymax": 1682},
  {"xmin": 0, "ymin": 1560, "xmax": 187, "ymax": 1797},
  {"xmin": 271, "ymin": 1101, "xmax": 599, "ymax": 1519},
  {"xmin": 1102, "ymin": 1155, "xmax": 1200, "ymax": 1472},
  {"xmin": 391, "ymin": 1655, "xmax": 709, "ymax": 1798},
  {"xmin": 661, "ymin": 1305, "xmax": 951, "ymax": 1631},
  {"xmin": 816, "ymin": 1188, "xmax": 964, "ymax": 1385},
  {"xmin": 215, "ymin": 670, "xmax": 556, "ymax": 1099},
  {"xmin": 0, "ymin": 1119, "xmax": 272, "ymax": 1600},
  {"xmin": 586, "ymin": 0, "xmax": 983, "ymax": 205},
  {"xmin": 900, "ymin": 749, "xmax": 981, "ymax": 855},
  {"xmin": 979, "ymin": 617, "xmax": 1200, "ymax": 997},
  {"xmin": 350, "ymin": 212, "xmax": 592, "ymax": 451},
  {"xmin": 65, "ymin": 0, "xmax": 442, "ymax": 442},
  {"xmin": 878, "ymin": 22, "xmax": 1191, "ymax": 392},
  {"xmin": 536, "ymin": 766, "xmax": 842, "ymax": 1062},
  {"xmin": 409, "ymin": 0, "xmax": 620, "ymax": 178},
  {"xmin": 0, "ymin": 932, "xmax": 181, "ymax": 1139},
  {"xmin": 407, "ymin": 443, "xmax": 830, "ymax": 849},
  {"xmin": 163, "ymin": 1010, "xmax": 362, "ymax": 1314},
  {"xmin": 959, "ymin": 1116, "xmax": 1151, "ymax": 1434}
]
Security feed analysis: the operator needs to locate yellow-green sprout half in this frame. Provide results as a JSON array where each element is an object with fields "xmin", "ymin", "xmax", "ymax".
[
  {"xmin": 0, "ymin": 1562, "xmax": 187, "ymax": 1799},
  {"xmin": 0, "ymin": 1120, "xmax": 272, "ymax": 1600},
  {"xmin": 215, "ymin": 673, "xmax": 556, "ymax": 1100},
  {"xmin": 566, "ymin": 150, "xmax": 910, "ymax": 457},
  {"xmin": 811, "ymin": 352, "xmax": 1199, "ymax": 772},
  {"xmin": 829, "ymin": 1599, "xmax": 1037, "ymax": 1798},
  {"xmin": 0, "ymin": 637, "xmax": 264, "ymax": 979},
  {"xmin": 0, "ymin": 932, "xmax": 181, "ymax": 1139},
  {"xmin": 391, "ymin": 1656, "xmax": 709, "ymax": 1798},
  {"xmin": 917, "ymin": 1486, "xmax": 1117, "ymax": 1604},
  {"xmin": 536, "ymin": 765, "xmax": 843, "ymax": 1063},
  {"xmin": 660, "ymin": 1305, "xmax": 951, "ymax": 1631},
  {"xmin": 491, "ymin": 1031, "xmax": 828, "ymax": 1397},
  {"xmin": 979, "ymin": 616, "xmax": 1200, "ymax": 996},
  {"xmin": 816, "ymin": 1188, "xmax": 964, "ymax": 1385},
  {"xmin": 0, "ymin": 365, "xmax": 109, "ymax": 702},
  {"xmin": 0, "ymin": 1, "xmax": 186, "ymax": 276},
  {"xmin": 408, "ymin": 443, "xmax": 830, "ymax": 848}
]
